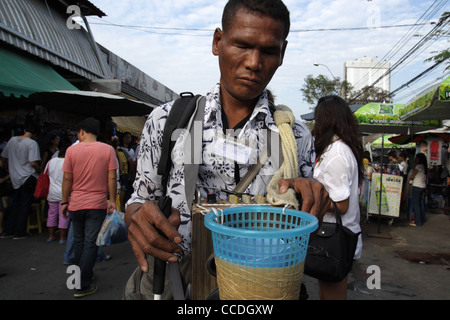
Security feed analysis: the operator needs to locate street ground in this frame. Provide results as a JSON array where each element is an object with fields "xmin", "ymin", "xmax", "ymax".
[{"xmin": 0, "ymin": 208, "xmax": 449, "ymax": 302}]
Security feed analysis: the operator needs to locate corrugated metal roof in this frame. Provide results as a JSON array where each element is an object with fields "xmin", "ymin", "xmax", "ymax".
[
  {"xmin": 63, "ymin": 0, "xmax": 106, "ymax": 17},
  {"xmin": 0, "ymin": 0, "xmax": 110, "ymax": 80}
]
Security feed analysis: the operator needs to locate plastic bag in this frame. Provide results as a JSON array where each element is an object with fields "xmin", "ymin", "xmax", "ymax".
[{"xmin": 96, "ymin": 210, "xmax": 129, "ymax": 246}]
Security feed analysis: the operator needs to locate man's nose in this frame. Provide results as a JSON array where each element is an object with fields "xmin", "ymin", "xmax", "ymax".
[{"xmin": 245, "ymin": 50, "xmax": 262, "ymax": 71}]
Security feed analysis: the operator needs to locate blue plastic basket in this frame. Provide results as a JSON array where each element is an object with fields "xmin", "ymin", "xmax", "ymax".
[{"xmin": 204, "ymin": 206, "xmax": 318, "ymax": 268}]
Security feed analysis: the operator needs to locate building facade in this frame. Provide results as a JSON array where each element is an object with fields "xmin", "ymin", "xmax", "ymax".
[{"xmin": 344, "ymin": 56, "xmax": 391, "ymax": 93}]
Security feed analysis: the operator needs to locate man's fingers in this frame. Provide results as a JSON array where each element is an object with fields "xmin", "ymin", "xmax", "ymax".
[
  {"xmin": 279, "ymin": 178, "xmax": 331, "ymax": 220},
  {"xmin": 319, "ymin": 193, "xmax": 332, "ymax": 221},
  {"xmin": 128, "ymin": 229, "xmax": 179, "ymax": 271},
  {"xmin": 127, "ymin": 201, "xmax": 182, "ymax": 266},
  {"xmin": 278, "ymin": 179, "xmax": 291, "ymax": 194},
  {"xmin": 309, "ymin": 181, "xmax": 323, "ymax": 217},
  {"xmin": 307, "ymin": 182, "xmax": 330, "ymax": 221},
  {"xmin": 279, "ymin": 178, "xmax": 315, "ymax": 212},
  {"xmin": 160, "ymin": 208, "xmax": 182, "ymax": 244},
  {"xmin": 128, "ymin": 237, "xmax": 149, "ymax": 273},
  {"xmin": 128, "ymin": 216, "xmax": 182, "ymax": 254},
  {"xmin": 133, "ymin": 202, "xmax": 182, "ymax": 244}
]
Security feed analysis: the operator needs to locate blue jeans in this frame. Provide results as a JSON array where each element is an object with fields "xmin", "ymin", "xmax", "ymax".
[
  {"xmin": 69, "ymin": 209, "xmax": 106, "ymax": 289},
  {"xmin": 64, "ymin": 222, "xmax": 108, "ymax": 265},
  {"xmin": 3, "ymin": 176, "xmax": 36, "ymax": 237},
  {"xmin": 412, "ymin": 187, "xmax": 426, "ymax": 226}
]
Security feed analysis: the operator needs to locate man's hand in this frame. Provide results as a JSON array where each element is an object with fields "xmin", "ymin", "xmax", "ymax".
[
  {"xmin": 107, "ymin": 199, "xmax": 116, "ymax": 215},
  {"xmin": 61, "ymin": 203, "xmax": 69, "ymax": 219},
  {"xmin": 125, "ymin": 201, "xmax": 182, "ymax": 273},
  {"xmin": 278, "ymin": 177, "xmax": 331, "ymax": 222}
]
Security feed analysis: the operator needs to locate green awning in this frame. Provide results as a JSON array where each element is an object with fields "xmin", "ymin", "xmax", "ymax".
[
  {"xmin": 0, "ymin": 46, "xmax": 79, "ymax": 98},
  {"xmin": 354, "ymin": 102, "xmax": 440, "ymax": 134},
  {"xmin": 399, "ymin": 76, "xmax": 450, "ymax": 121}
]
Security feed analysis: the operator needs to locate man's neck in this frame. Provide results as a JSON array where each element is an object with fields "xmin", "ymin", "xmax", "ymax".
[
  {"xmin": 80, "ymin": 134, "xmax": 97, "ymax": 143},
  {"xmin": 19, "ymin": 132, "xmax": 33, "ymax": 139},
  {"xmin": 220, "ymin": 92, "xmax": 258, "ymax": 129}
]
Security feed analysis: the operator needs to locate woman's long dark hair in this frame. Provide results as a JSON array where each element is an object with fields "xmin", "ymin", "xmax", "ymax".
[
  {"xmin": 312, "ymin": 95, "xmax": 364, "ymax": 187},
  {"xmin": 415, "ymin": 152, "xmax": 428, "ymax": 175}
]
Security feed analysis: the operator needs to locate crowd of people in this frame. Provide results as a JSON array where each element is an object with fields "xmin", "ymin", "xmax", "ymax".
[
  {"xmin": 0, "ymin": 0, "xmax": 446, "ymax": 301},
  {"xmin": 361, "ymin": 142, "xmax": 450, "ymax": 227},
  {"xmin": 0, "ymin": 120, "xmax": 139, "ymax": 297}
]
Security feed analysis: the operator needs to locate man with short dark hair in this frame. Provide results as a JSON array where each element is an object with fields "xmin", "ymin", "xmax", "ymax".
[
  {"xmin": 62, "ymin": 117, "xmax": 118, "ymax": 298},
  {"xmin": 124, "ymin": 0, "xmax": 330, "ymax": 299},
  {"xmin": 1, "ymin": 123, "xmax": 40, "ymax": 239}
]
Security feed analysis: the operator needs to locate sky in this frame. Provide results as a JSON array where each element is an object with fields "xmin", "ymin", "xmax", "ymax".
[{"xmin": 85, "ymin": 0, "xmax": 449, "ymax": 119}]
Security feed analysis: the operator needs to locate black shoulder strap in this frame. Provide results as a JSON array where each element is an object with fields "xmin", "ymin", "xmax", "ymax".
[{"xmin": 157, "ymin": 92, "xmax": 203, "ymax": 193}]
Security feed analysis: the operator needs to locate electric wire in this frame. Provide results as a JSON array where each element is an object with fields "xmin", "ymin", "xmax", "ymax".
[
  {"xmin": 350, "ymin": 0, "xmax": 447, "ymax": 91},
  {"xmin": 87, "ymin": 17, "xmax": 435, "ymax": 36},
  {"xmin": 348, "ymin": 1, "xmax": 448, "ymax": 104}
]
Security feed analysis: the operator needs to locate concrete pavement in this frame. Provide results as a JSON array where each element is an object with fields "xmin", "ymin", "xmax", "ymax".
[{"xmin": 0, "ymin": 209, "xmax": 449, "ymax": 300}]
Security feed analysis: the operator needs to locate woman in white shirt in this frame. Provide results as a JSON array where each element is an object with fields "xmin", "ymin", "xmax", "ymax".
[
  {"xmin": 312, "ymin": 95, "xmax": 364, "ymax": 300},
  {"xmin": 46, "ymin": 144, "xmax": 70, "ymax": 244},
  {"xmin": 409, "ymin": 152, "xmax": 428, "ymax": 226}
]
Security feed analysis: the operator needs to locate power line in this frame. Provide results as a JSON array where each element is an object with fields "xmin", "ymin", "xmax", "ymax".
[
  {"xmin": 376, "ymin": 17, "xmax": 448, "ymax": 90},
  {"xmin": 87, "ymin": 17, "xmax": 435, "ymax": 36},
  {"xmin": 389, "ymin": 60, "xmax": 446, "ymax": 98},
  {"xmin": 290, "ymin": 23, "xmax": 433, "ymax": 33},
  {"xmin": 386, "ymin": 0, "xmax": 448, "ymax": 79},
  {"xmin": 350, "ymin": 0, "xmax": 447, "ymax": 90},
  {"xmin": 348, "ymin": 1, "xmax": 448, "ymax": 103},
  {"xmin": 393, "ymin": 66, "xmax": 448, "ymax": 101}
]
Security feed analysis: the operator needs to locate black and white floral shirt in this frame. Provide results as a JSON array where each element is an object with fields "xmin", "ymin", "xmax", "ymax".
[{"xmin": 127, "ymin": 84, "xmax": 315, "ymax": 257}]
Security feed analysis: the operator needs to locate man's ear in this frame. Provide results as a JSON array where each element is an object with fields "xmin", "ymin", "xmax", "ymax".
[
  {"xmin": 279, "ymin": 40, "xmax": 288, "ymax": 66},
  {"xmin": 212, "ymin": 28, "xmax": 223, "ymax": 56}
]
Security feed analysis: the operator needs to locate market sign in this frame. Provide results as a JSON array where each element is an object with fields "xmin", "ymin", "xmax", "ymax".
[
  {"xmin": 398, "ymin": 76, "xmax": 450, "ymax": 121},
  {"xmin": 369, "ymin": 173, "xmax": 403, "ymax": 218},
  {"xmin": 354, "ymin": 102, "xmax": 440, "ymax": 130}
]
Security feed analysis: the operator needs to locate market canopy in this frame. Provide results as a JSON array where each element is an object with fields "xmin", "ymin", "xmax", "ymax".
[
  {"xmin": 371, "ymin": 134, "xmax": 416, "ymax": 149},
  {"xmin": 30, "ymin": 90, "xmax": 154, "ymax": 117},
  {"xmin": 112, "ymin": 116, "xmax": 147, "ymax": 137},
  {"xmin": 0, "ymin": 46, "xmax": 79, "ymax": 99},
  {"xmin": 389, "ymin": 129, "xmax": 450, "ymax": 145},
  {"xmin": 354, "ymin": 102, "xmax": 440, "ymax": 134},
  {"xmin": 398, "ymin": 76, "xmax": 450, "ymax": 121}
]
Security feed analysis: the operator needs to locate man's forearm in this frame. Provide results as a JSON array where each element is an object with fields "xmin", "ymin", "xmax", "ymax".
[
  {"xmin": 108, "ymin": 170, "xmax": 117, "ymax": 203},
  {"xmin": 61, "ymin": 173, "xmax": 73, "ymax": 203},
  {"xmin": 30, "ymin": 161, "xmax": 40, "ymax": 173}
]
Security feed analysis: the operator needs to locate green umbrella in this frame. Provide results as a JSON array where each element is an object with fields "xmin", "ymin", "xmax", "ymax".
[
  {"xmin": 389, "ymin": 129, "xmax": 450, "ymax": 145},
  {"xmin": 399, "ymin": 75, "xmax": 450, "ymax": 121},
  {"xmin": 372, "ymin": 134, "xmax": 416, "ymax": 149}
]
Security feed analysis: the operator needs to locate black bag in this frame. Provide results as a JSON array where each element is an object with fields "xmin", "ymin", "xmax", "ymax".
[{"xmin": 304, "ymin": 202, "xmax": 361, "ymax": 283}]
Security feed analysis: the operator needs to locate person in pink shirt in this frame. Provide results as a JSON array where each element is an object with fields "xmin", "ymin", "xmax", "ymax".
[{"xmin": 61, "ymin": 117, "xmax": 118, "ymax": 298}]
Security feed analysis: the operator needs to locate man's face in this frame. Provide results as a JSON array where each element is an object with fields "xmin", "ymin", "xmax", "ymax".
[{"xmin": 213, "ymin": 9, "xmax": 288, "ymax": 104}]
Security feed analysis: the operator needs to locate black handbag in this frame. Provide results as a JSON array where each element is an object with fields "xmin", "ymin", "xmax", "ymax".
[{"xmin": 304, "ymin": 202, "xmax": 361, "ymax": 282}]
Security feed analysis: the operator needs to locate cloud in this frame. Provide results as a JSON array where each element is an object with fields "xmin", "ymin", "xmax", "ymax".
[{"xmin": 88, "ymin": 0, "xmax": 447, "ymax": 118}]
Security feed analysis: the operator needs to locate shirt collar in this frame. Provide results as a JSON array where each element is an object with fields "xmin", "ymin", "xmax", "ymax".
[{"xmin": 204, "ymin": 83, "xmax": 278, "ymax": 132}]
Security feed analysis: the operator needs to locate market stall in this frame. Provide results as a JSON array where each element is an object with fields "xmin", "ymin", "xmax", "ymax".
[{"xmin": 368, "ymin": 172, "xmax": 403, "ymax": 218}]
